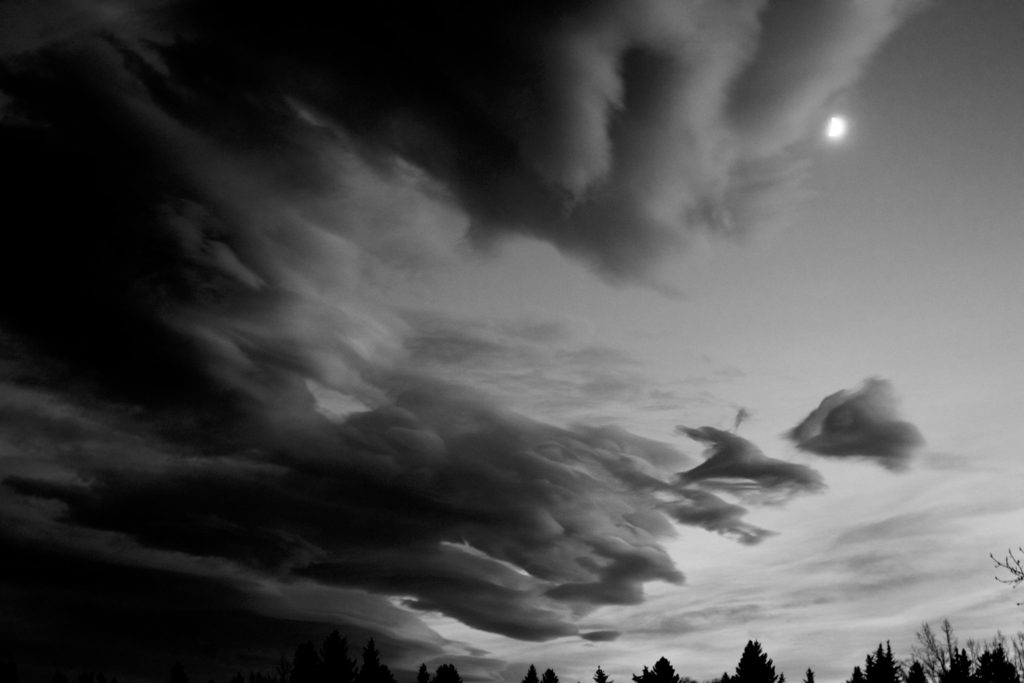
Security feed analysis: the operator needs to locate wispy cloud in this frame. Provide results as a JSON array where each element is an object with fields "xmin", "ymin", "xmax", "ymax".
[{"xmin": 676, "ymin": 426, "xmax": 826, "ymax": 501}]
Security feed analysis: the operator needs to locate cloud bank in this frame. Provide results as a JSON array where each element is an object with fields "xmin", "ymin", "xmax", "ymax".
[{"xmin": 0, "ymin": 0, "xmax": 925, "ymax": 676}]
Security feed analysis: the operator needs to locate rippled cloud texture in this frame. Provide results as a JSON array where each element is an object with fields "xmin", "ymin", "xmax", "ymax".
[{"xmin": 0, "ymin": 0, "xmax": 925, "ymax": 678}]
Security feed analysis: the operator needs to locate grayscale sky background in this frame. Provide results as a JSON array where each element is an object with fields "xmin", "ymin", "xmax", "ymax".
[{"xmin": 1, "ymin": 1, "xmax": 1023, "ymax": 682}]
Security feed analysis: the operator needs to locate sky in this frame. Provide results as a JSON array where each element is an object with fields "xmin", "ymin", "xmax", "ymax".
[{"xmin": 1, "ymin": 1, "xmax": 1024, "ymax": 682}]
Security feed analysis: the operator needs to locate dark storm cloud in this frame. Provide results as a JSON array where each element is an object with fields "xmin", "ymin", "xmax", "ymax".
[
  {"xmin": 676, "ymin": 426, "xmax": 825, "ymax": 500},
  {"xmin": 786, "ymin": 378, "xmax": 924, "ymax": 470},
  {"xmin": 0, "ymin": 0, "xmax": 926, "ymax": 674},
  {"xmin": 159, "ymin": 0, "xmax": 923, "ymax": 279},
  {"xmin": 0, "ymin": 529, "xmax": 443, "ymax": 683},
  {"xmin": 2, "ymin": 372, "xmax": 693, "ymax": 647},
  {"xmin": 2, "ymin": 0, "xmax": 924, "ymax": 281}
]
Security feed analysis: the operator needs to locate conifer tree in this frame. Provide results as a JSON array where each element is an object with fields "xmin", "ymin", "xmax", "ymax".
[
  {"xmin": 734, "ymin": 642, "xmax": 778, "ymax": 683},
  {"xmin": 432, "ymin": 665, "xmax": 462, "ymax": 683},
  {"xmin": 541, "ymin": 670, "xmax": 559, "ymax": 683},
  {"xmin": 292, "ymin": 643, "xmax": 321, "ymax": 683},
  {"xmin": 321, "ymin": 632, "xmax": 356, "ymax": 683},
  {"xmin": 848, "ymin": 666, "xmax": 865, "ymax": 683},
  {"xmin": 942, "ymin": 651, "xmax": 972, "ymax": 683},
  {"xmin": 171, "ymin": 663, "xmax": 189, "ymax": 683},
  {"xmin": 907, "ymin": 664, "xmax": 927, "ymax": 683},
  {"xmin": 524, "ymin": 667, "xmax": 540, "ymax": 683},
  {"xmin": 803, "ymin": 669, "xmax": 815, "ymax": 683},
  {"xmin": 416, "ymin": 665, "xmax": 430, "ymax": 683},
  {"xmin": 633, "ymin": 659, "xmax": 680, "ymax": 683},
  {"xmin": 595, "ymin": 667, "xmax": 612, "ymax": 683},
  {"xmin": 974, "ymin": 646, "xmax": 1020, "ymax": 683},
  {"xmin": 0, "ymin": 660, "xmax": 16, "ymax": 683}
]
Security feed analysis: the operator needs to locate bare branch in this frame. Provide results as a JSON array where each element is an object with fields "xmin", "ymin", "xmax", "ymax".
[{"xmin": 992, "ymin": 547, "xmax": 1024, "ymax": 605}]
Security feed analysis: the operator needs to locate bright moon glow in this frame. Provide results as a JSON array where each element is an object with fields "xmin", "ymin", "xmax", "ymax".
[{"xmin": 826, "ymin": 115, "xmax": 849, "ymax": 141}]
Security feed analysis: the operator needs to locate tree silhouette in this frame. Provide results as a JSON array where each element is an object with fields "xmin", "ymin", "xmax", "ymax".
[
  {"xmin": 847, "ymin": 666, "xmax": 865, "ymax": 683},
  {"xmin": 321, "ymin": 632, "xmax": 356, "ymax": 683},
  {"xmin": 417, "ymin": 665, "xmax": 430, "ymax": 683},
  {"xmin": 992, "ymin": 548, "xmax": 1024, "ymax": 603},
  {"xmin": 865, "ymin": 643, "xmax": 901, "ymax": 683},
  {"xmin": 974, "ymin": 645, "xmax": 1020, "ymax": 683},
  {"xmin": 633, "ymin": 658, "xmax": 680, "ymax": 683},
  {"xmin": 907, "ymin": 663, "xmax": 928, "ymax": 683},
  {"xmin": 541, "ymin": 670, "xmax": 560, "ymax": 683},
  {"xmin": 355, "ymin": 640, "xmax": 396, "ymax": 683},
  {"xmin": 915, "ymin": 620, "xmax": 959, "ymax": 683},
  {"xmin": 941, "ymin": 651, "xmax": 972, "ymax": 683},
  {"xmin": 292, "ymin": 642, "xmax": 321, "ymax": 683},
  {"xmin": 171, "ymin": 663, "xmax": 189, "ymax": 683},
  {"xmin": 277, "ymin": 657, "xmax": 293, "ymax": 683},
  {"xmin": 595, "ymin": 668, "xmax": 612, "ymax": 683},
  {"xmin": 0, "ymin": 659, "xmax": 16, "ymax": 683},
  {"xmin": 734, "ymin": 642, "xmax": 778, "ymax": 683},
  {"xmin": 803, "ymin": 669, "xmax": 815, "ymax": 683},
  {"xmin": 432, "ymin": 665, "xmax": 462, "ymax": 683},
  {"xmin": 524, "ymin": 666, "xmax": 541, "ymax": 683}
]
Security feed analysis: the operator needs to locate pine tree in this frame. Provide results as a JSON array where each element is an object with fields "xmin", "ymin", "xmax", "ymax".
[
  {"xmin": 942, "ymin": 651, "xmax": 972, "ymax": 683},
  {"xmin": 906, "ymin": 663, "xmax": 927, "ymax": 683},
  {"xmin": 321, "ymin": 632, "xmax": 356, "ymax": 683},
  {"xmin": 432, "ymin": 665, "xmax": 462, "ymax": 683},
  {"xmin": 975, "ymin": 646, "xmax": 1020, "ymax": 683},
  {"xmin": 355, "ymin": 640, "xmax": 397, "ymax": 683},
  {"xmin": 524, "ymin": 667, "xmax": 541, "ymax": 683},
  {"xmin": 866, "ymin": 642, "xmax": 901, "ymax": 683},
  {"xmin": 595, "ymin": 668, "xmax": 612, "ymax": 683},
  {"xmin": 416, "ymin": 665, "xmax": 430, "ymax": 683},
  {"xmin": 735, "ymin": 642, "xmax": 778, "ymax": 683},
  {"xmin": 171, "ymin": 663, "xmax": 189, "ymax": 683},
  {"xmin": 0, "ymin": 660, "xmax": 16, "ymax": 683},
  {"xmin": 633, "ymin": 659, "xmax": 680, "ymax": 683},
  {"xmin": 848, "ymin": 666, "xmax": 865, "ymax": 683},
  {"xmin": 803, "ymin": 669, "xmax": 815, "ymax": 683},
  {"xmin": 292, "ymin": 643, "xmax": 321, "ymax": 683},
  {"xmin": 541, "ymin": 670, "xmax": 560, "ymax": 683}
]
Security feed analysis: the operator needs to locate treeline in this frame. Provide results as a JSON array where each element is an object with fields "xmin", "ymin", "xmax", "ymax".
[{"xmin": 3, "ymin": 619, "xmax": 1024, "ymax": 683}]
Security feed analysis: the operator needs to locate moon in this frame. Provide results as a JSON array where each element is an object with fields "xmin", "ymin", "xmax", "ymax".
[{"xmin": 825, "ymin": 115, "xmax": 849, "ymax": 141}]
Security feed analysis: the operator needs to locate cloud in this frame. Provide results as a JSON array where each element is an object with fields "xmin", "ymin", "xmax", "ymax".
[
  {"xmin": 0, "ymin": 0, "xmax": 927, "ymax": 675},
  {"xmin": 786, "ymin": 378, "xmax": 925, "ymax": 470},
  {"xmin": 1, "ymin": 372, "xmax": 696, "ymax": 646},
  {"xmin": 665, "ymin": 488, "xmax": 776, "ymax": 546},
  {"xmin": 2, "ymin": 0, "xmax": 924, "ymax": 282},
  {"xmin": 0, "ymin": 528, "xmax": 445, "ymax": 683},
  {"xmin": 676, "ymin": 426, "xmax": 826, "ymax": 501}
]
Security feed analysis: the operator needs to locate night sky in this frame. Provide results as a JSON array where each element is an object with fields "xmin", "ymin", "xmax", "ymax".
[{"xmin": 2, "ymin": 1, "xmax": 1023, "ymax": 682}]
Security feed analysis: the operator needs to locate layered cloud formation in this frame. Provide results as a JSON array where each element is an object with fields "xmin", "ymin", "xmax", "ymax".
[{"xmin": 0, "ymin": 0, "xmax": 926, "ymax": 677}]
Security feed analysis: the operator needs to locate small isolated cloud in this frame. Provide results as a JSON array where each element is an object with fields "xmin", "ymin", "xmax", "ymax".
[
  {"xmin": 676, "ymin": 426, "xmax": 825, "ymax": 501},
  {"xmin": 786, "ymin": 377, "xmax": 924, "ymax": 470},
  {"xmin": 580, "ymin": 630, "xmax": 622, "ymax": 642}
]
